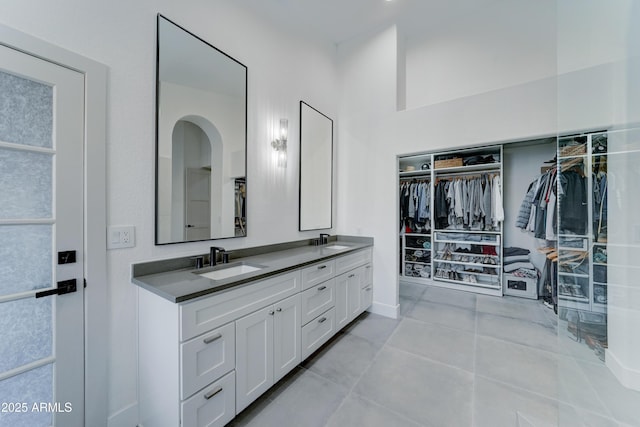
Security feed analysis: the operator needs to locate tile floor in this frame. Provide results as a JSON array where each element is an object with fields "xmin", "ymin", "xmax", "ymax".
[{"xmin": 229, "ymin": 283, "xmax": 640, "ymax": 427}]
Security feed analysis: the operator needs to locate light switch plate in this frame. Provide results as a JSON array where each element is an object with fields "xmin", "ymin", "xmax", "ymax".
[{"xmin": 107, "ymin": 226, "xmax": 135, "ymax": 249}]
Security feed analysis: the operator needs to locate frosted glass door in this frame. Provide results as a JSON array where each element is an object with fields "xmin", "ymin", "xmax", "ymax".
[{"xmin": 0, "ymin": 45, "xmax": 85, "ymax": 426}]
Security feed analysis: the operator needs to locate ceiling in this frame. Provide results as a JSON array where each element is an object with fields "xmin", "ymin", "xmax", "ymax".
[{"xmin": 235, "ymin": 0, "xmax": 505, "ymax": 45}]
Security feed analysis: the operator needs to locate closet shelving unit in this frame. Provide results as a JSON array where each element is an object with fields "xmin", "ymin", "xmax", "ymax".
[
  {"xmin": 399, "ymin": 154, "xmax": 432, "ymax": 281},
  {"xmin": 557, "ymin": 132, "xmax": 608, "ymax": 314},
  {"xmin": 431, "ymin": 146, "xmax": 504, "ymax": 296}
]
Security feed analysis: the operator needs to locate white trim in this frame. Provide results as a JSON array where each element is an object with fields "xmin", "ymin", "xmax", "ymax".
[
  {"xmin": 0, "ymin": 22, "xmax": 109, "ymax": 427},
  {"xmin": 107, "ymin": 402, "xmax": 139, "ymax": 427},
  {"xmin": 606, "ymin": 349, "xmax": 640, "ymax": 392},
  {"xmin": 369, "ymin": 300, "xmax": 399, "ymax": 319}
]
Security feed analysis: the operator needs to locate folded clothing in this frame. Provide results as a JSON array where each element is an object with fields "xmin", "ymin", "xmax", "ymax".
[
  {"xmin": 504, "ymin": 247, "xmax": 531, "ymax": 257},
  {"xmin": 504, "ymin": 255, "xmax": 530, "ymax": 264},
  {"xmin": 510, "ymin": 268, "xmax": 538, "ymax": 279},
  {"xmin": 504, "ymin": 262, "xmax": 535, "ymax": 273}
]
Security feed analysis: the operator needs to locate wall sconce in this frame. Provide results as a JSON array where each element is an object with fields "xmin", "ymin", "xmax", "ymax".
[
  {"xmin": 271, "ymin": 118, "xmax": 288, "ymax": 167},
  {"xmin": 271, "ymin": 118, "xmax": 288, "ymax": 152}
]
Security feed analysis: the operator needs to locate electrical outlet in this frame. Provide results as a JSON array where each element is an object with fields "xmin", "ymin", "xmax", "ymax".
[{"xmin": 107, "ymin": 226, "xmax": 136, "ymax": 249}]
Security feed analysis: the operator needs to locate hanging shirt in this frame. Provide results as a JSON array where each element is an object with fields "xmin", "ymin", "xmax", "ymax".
[{"xmin": 492, "ymin": 175, "xmax": 504, "ymax": 227}]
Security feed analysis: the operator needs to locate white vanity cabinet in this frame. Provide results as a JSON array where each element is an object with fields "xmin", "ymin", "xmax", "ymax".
[
  {"xmin": 235, "ymin": 293, "xmax": 301, "ymax": 412},
  {"xmin": 137, "ymin": 246, "xmax": 372, "ymax": 427}
]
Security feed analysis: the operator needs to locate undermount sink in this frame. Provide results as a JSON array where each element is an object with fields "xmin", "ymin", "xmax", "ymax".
[
  {"xmin": 323, "ymin": 244, "xmax": 350, "ymax": 250},
  {"xmin": 198, "ymin": 262, "xmax": 265, "ymax": 281}
]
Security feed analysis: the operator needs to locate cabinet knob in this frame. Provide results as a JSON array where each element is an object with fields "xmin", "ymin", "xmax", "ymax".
[
  {"xmin": 269, "ymin": 310, "xmax": 275, "ymax": 315},
  {"xmin": 318, "ymin": 317, "xmax": 327, "ymax": 323},
  {"xmin": 276, "ymin": 307, "xmax": 282, "ymax": 312},
  {"xmin": 317, "ymin": 265, "xmax": 327, "ymax": 270},
  {"xmin": 318, "ymin": 285, "xmax": 327, "ymax": 291},
  {"xmin": 348, "ymin": 274, "xmax": 356, "ymax": 278}
]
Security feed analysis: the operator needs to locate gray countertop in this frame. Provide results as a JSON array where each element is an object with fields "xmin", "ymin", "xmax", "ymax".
[{"xmin": 132, "ymin": 237, "xmax": 373, "ymax": 303}]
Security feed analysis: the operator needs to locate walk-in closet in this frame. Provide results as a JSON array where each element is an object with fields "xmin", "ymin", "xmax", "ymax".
[{"xmin": 398, "ymin": 131, "xmax": 611, "ymax": 358}]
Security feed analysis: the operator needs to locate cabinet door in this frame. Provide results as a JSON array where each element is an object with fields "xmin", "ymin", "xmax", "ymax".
[
  {"xmin": 181, "ymin": 370, "xmax": 235, "ymax": 427},
  {"xmin": 361, "ymin": 284, "xmax": 373, "ymax": 313},
  {"xmin": 273, "ymin": 294, "xmax": 301, "ymax": 382},
  {"xmin": 235, "ymin": 306, "xmax": 274, "ymax": 413},
  {"xmin": 334, "ymin": 273, "xmax": 349, "ymax": 330},
  {"xmin": 347, "ymin": 267, "xmax": 364, "ymax": 323}
]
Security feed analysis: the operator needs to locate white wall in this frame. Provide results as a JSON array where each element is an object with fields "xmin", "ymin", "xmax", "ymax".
[
  {"xmin": 404, "ymin": 0, "xmax": 557, "ymax": 109},
  {"xmin": 336, "ymin": 26, "xmax": 399, "ymax": 317},
  {"xmin": 0, "ymin": 1, "xmax": 339, "ymax": 424}
]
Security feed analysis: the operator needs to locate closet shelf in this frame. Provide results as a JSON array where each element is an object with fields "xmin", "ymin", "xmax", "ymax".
[
  {"xmin": 434, "ymin": 277, "xmax": 501, "ymax": 289},
  {"xmin": 435, "ymin": 250, "xmax": 499, "ymax": 258},
  {"xmin": 406, "ymin": 245, "xmax": 431, "ymax": 250},
  {"xmin": 433, "ymin": 259, "xmax": 500, "ymax": 269},
  {"xmin": 435, "ymin": 229, "xmax": 501, "ymax": 235},
  {"xmin": 399, "ymin": 170, "xmax": 431, "ymax": 177},
  {"xmin": 405, "ymin": 261, "xmax": 431, "ymax": 266},
  {"xmin": 559, "ymin": 294, "xmax": 589, "ymax": 303},
  {"xmin": 403, "ymin": 233, "xmax": 431, "ymax": 237},
  {"xmin": 558, "ymin": 272, "xmax": 590, "ymax": 279},
  {"xmin": 434, "ymin": 238, "xmax": 500, "ymax": 246},
  {"xmin": 433, "ymin": 163, "xmax": 501, "ymax": 174}
]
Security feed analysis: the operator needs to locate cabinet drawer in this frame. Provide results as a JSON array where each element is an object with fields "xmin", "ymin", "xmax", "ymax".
[
  {"xmin": 301, "ymin": 278, "xmax": 335, "ymax": 325},
  {"xmin": 180, "ymin": 271, "xmax": 301, "ymax": 341},
  {"xmin": 301, "ymin": 260, "xmax": 335, "ymax": 290},
  {"xmin": 181, "ymin": 370, "xmax": 235, "ymax": 427},
  {"xmin": 335, "ymin": 249, "xmax": 372, "ymax": 276},
  {"xmin": 301, "ymin": 307, "xmax": 335, "ymax": 360},
  {"xmin": 181, "ymin": 322, "xmax": 235, "ymax": 400}
]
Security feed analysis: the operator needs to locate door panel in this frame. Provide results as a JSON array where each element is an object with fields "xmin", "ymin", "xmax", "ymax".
[
  {"xmin": 0, "ymin": 44, "xmax": 85, "ymax": 427},
  {"xmin": 235, "ymin": 306, "xmax": 274, "ymax": 413},
  {"xmin": 273, "ymin": 294, "xmax": 301, "ymax": 382}
]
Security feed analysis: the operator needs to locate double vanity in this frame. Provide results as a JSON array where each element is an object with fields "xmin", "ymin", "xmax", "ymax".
[{"xmin": 133, "ymin": 236, "xmax": 373, "ymax": 427}]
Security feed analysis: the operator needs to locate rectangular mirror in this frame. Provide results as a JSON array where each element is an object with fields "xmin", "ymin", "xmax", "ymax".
[
  {"xmin": 299, "ymin": 101, "xmax": 333, "ymax": 231},
  {"xmin": 155, "ymin": 14, "xmax": 247, "ymax": 244}
]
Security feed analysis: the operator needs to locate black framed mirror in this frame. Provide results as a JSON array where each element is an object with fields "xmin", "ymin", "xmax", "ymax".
[
  {"xmin": 299, "ymin": 101, "xmax": 333, "ymax": 231},
  {"xmin": 155, "ymin": 14, "xmax": 247, "ymax": 244}
]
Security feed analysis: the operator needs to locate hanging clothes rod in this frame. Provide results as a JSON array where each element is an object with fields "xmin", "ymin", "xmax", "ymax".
[{"xmin": 435, "ymin": 171, "xmax": 498, "ymax": 180}]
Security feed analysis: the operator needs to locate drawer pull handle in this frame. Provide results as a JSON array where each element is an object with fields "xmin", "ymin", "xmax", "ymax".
[
  {"xmin": 348, "ymin": 274, "xmax": 356, "ymax": 278},
  {"xmin": 276, "ymin": 307, "xmax": 282, "ymax": 312},
  {"xmin": 318, "ymin": 286, "xmax": 327, "ymax": 291},
  {"xmin": 317, "ymin": 265, "xmax": 327, "ymax": 270},
  {"xmin": 366, "ymin": 265, "xmax": 372, "ymax": 269},
  {"xmin": 318, "ymin": 317, "xmax": 327, "ymax": 323},
  {"xmin": 204, "ymin": 387, "xmax": 223, "ymax": 400},
  {"xmin": 269, "ymin": 310, "xmax": 275, "ymax": 315},
  {"xmin": 203, "ymin": 333, "xmax": 222, "ymax": 344},
  {"xmin": 366, "ymin": 287, "xmax": 372, "ymax": 291}
]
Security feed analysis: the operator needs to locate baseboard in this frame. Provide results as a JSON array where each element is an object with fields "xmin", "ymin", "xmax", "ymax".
[
  {"xmin": 107, "ymin": 402, "xmax": 138, "ymax": 427},
  {"xmin": 369, "ymin": 301, "xmax": 399, "ymax": 319},
  {"xmin": 606, "ymin": 349, "xmax": 640, "ymax": 392}
]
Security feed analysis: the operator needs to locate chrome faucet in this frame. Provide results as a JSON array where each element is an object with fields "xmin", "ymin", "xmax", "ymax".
[
  {"xmin": 319, "ymin": 233, "xmax": 330, "ymax": 245},
  {"xmin": 209, "ymin": 246, "xmax": 226, "ymax": 266}
]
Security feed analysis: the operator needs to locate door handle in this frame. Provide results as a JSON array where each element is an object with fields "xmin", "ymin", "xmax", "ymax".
[{"xmin": 35, "ymin": 279, "xmax": 77, "ymax": 298}]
